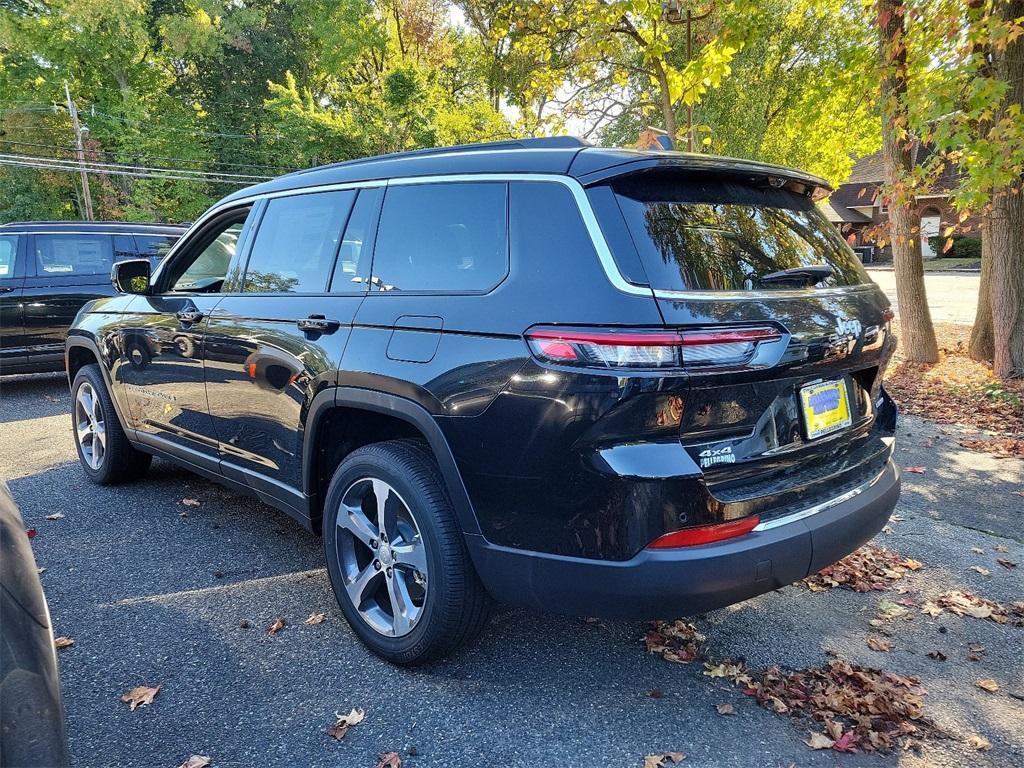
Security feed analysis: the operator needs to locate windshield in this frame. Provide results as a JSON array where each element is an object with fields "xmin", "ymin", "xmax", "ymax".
[{"xmin": 611, "ymin": 176, "xmax": 869, "ymax": 292}]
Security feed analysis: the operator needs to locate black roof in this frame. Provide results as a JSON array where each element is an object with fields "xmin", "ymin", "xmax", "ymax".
[
  {"xmin": 0, "ymin": 221, "xmax": 188, "ymax": 233},
  {"xmin": 220, "ymin": 137, "xmax": 830, "ymax": 205}
]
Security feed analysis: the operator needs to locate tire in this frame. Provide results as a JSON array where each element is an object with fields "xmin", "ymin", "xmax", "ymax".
[
  {"xmin": 323, "ymin": 439, "xmax": 492, "ymax": 665},
  {"xmin": 71, "ymin": 364, "xmax": 152, "ymax": 485}
]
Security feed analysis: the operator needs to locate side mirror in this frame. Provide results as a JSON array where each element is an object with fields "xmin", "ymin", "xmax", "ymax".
[{"xmin": 111, "ymin": 259, "xmax": 151, "ymax": 295}]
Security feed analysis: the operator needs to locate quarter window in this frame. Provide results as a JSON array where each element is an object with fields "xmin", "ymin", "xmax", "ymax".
[
  {"xmin": 243, "ymin": 191, "xmax": 355, "ymax": 294},
  {"xmin": 34, "ymin": 234, "xmax": 114, "ymax": 277},
  {"xmin": 371, "ymin": 182, "xmax": 508, "ymax": 292},
  {"xmin": 0, "ymin": 235, "xmax": 17, "ymax": 278}
]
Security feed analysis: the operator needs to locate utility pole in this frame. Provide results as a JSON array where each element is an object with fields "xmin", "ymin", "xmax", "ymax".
[
  {"xmin": 64, "ymin": 80, "xmax": 94, "ymax": 221},
  {"xmin": 663, "ymin": 2, "xmax": 712, "ymax": 152}
]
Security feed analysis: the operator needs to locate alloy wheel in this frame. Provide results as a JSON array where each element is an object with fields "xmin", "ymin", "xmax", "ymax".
[
  {"xmin": 335, "ymin": 478, "xmax": 428, "ymax": 637},
  {"xmin": 75, "ymin": 382, "xmax": 106, "ymax": 470}
]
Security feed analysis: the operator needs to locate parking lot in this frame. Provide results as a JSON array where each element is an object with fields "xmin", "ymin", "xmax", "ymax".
[{"xmin": 3, "ymin": 372, "xmax": 1022, "ymax": 768}]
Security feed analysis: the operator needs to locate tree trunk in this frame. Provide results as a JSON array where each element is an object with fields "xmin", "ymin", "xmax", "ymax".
[
  {"xmin": 878, "ymin": 0, "xmax": 939, "ymax": 363},
  {"xmin": 989, "ymin": 0, "xmax": 1024, "ymax": 378},
  {"xmin": 968, "ymin": 218, "xmax": 995, "ymax": 361},
  {"xmin": 652, "ymin": 61, "xmax": 679, "ymax": 147}
]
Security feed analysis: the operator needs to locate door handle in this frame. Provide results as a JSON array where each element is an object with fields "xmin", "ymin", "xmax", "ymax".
[
  {"xmin": 176, "ymin": 309, "xmax": 205, "ymax": 324},
  {"xmin": 297, "ymin": 315, "xmax": 341, "ymax": 334},
  {"xmin": 0, "ymin": 286, "xmax": 13, "ymax": 294}
]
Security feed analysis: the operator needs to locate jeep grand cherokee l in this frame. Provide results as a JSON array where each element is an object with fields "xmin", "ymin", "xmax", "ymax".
[{"xmin": 64, "ymin": 137, "xmax": 900, "ymax": 665}]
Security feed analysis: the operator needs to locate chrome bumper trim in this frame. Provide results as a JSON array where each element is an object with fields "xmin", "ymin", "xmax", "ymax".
[{"xmin": 751, "ymin": 464, "xmax": 892, "ymax": 532}]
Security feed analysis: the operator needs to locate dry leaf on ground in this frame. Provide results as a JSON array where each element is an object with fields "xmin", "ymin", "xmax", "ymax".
[
  {"xmin": 866, "ymin": 636, "xmax": 892, "ymax": 652},
  {"xmin": 903, "ymin": 466, "xmax": 927, "ymax": 474},
  {"xmin": 997, "ymin": 558, "xmax": 1017, "ymax": 569},
  {"xmin": 45, "ymin": 512, "xmax": 65, "ymax": 520},
  {"xmin": 644, "ymin": 753, "xmax": 685, "ymax": 767},
  {"xmin": 968, "ymin": 734, "xmax": 993, "ymax": 751},
  {"xmin": 802, "ymin": 545, "xmax": 921, "ymax": 593},
  {"xmin": 376, "ymin": 752, "xmax": 402, "ymax": 768},
  {"xmin": 645, "ymin": 621, "xmax": 704, "ymax": 664},
  {"xmin": 976, "ymin": 679, "xmax": 1000, "ymax": 693},
  {"xmin": 715, "ymin": 703, "xmax": 736, "ymax": 715},
  {"xmin": 53, "ymin": 636, "xmax": 74, "ymax": 650},
  {"xmin": 921, "ymin": 591, "xmax": 1024, "ymax": 626},
  {"xmin": 267, "ymin": 617, "xmax": 286, "ymax": 635},
  {"xmin": 120, "ymin": 685, "xmax": 160, "ymax": 711},
  {"xmin": 304, "ymin": 612, "xmax": 326, "ymax": 625},
  {"xmin": 326, "ymin": 708, "xmax": 365, "ymax": 741},
  {"xmin": 970, "ymin": 566, "xmax": 991, "ymax": 576},
  {"xmin": 181, "ymin": 498, "xmax": 201, "ymax": 506},
  {"xmin": 926, "ymin": 650, "xmax": 946, "ymax": 661},
  {"xmin": 804, "ymin": 732, "xmax": 834, "ymax": 750},
  {"xmin": 178, "ymin": 757, "xmax": 210, "ymax": 768}
]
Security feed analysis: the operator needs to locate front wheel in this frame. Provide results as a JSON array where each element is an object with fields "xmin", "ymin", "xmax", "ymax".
[
  {"xmin": 323, "ymin": 439, "xmax": 491, "ymax": 665},
  {"xmin": 71, "ymin": 364, "xmax": 152, "ymax": 484}
]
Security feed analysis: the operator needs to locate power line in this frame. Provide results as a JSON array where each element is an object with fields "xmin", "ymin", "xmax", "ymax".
[
  {"xmin": 0, "ymin": 152, "xmax": 274, "ymax": 181},
  {"xmin": 0, "ymin": 139, "xmax": 300, "ymax": 172},
  {"xmin": 0, "ymin": 155, "xmax": 264, "ymax": 185}
]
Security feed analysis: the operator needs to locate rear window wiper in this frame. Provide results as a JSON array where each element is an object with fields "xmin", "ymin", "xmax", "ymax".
[{"xmin": 759, "ymin": 264, "xmax": 833, "ymax": 288}]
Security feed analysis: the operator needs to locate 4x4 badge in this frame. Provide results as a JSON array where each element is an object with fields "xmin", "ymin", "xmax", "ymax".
[{"xmin": 698, "ymin": 445, "xmax": 736, "ymax": 468}]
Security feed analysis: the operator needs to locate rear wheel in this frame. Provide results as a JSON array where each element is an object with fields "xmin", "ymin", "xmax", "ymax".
[
  {"xmin": 323, "ymin": 439, "xmax": 491, "ymax": 665},
  {"xmin": 71, "ymin": 364, "xmax": 151, "ymax": 484}
]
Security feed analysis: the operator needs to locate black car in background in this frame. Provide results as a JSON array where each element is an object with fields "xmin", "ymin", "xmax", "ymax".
[
  {"xmin": 0, "ymin": 221, "xmax": 186, "ymax": 375},
  {"xmin": 0, "ymin": 483, "xmax": 70, "ymax": 768},
  {"xmin": 65, "ymin": 137, "xmax": 900, "ymax": 665}
]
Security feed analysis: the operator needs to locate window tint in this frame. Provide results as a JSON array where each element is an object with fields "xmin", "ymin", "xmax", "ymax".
[
  {"xmin": 611, "ymin": 176, "xmax": 870, "ymax": 291},
  {"xmin": 243, "ymin": 191, "xmax": 354, "ymax": 294},
  {"xmin": 34, "ymin": 234, "xmax": 114, "ymax": 276},
  {"xmin": 173, "ymin": 223, "xmax": 244, "ymax": 292},
  {"xmin": 371, "ymin": 182, "xmax": 508, "ymax": 292},
  {"xmin": 0, "ymin": 235, "xmax": 17, "ymax": 278},
  {"xmin": 134, "ymin": 234, "xmax": 177, "ymax": 264},
  {"xmin": 114, "ymin": 235, "xmax": 136, "ymax": 261},
  {"xmin": 331, "ymin": 187, "xmax": 381, "ymax": 292}
]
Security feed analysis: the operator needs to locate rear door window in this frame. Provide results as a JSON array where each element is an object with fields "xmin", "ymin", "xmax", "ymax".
[
  {"xmin": 243, "ymin": 190, "xmax": 355, "ymax": 293},
  {"xmin": 33, "ymin": 234, "xmax": 114, "ymax": 277},
  {"xmin": 610, "ymin": 175, "xmax": 869, "ymax": 292},
  {"xmin": 134, "ymin": 234, "xmax": 178, "ymax": 265},
  {"xmin": 370, "ymin": 182, "xmax": 508, "ymax": 292},
  {"xmin": 0, "ymin": 235, "xmax": 17, "ymax": 278}
]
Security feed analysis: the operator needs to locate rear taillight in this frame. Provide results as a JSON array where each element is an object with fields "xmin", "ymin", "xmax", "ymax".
[
  {"xmin": 646, "ymin": 516, "xmax": 760, "ymax": 548},
  {"xmin": 525, "ymin": 327, "xmax": 781, "ymax": 370}
]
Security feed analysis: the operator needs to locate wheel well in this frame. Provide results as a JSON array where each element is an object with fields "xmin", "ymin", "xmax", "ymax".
[
  {"xmin": 309, "ymin": 406, "xmax": 425, "ymax": 533},
  {"xmin": 67, "ymin": 345, "xmax": 99, "ymax": 383}
]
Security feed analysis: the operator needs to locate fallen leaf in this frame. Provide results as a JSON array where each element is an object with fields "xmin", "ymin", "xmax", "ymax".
[
  {"xmin": 971, "ymin": 547, "xmax": 985, "ymax": 555},
  {"xmin": 181, "ymin": 498, "xmax": 201, "ymax": 507},
  {"xmin": 26, "ymin": 528, "xmax": 36, "ymax": 539},
  {"xmin": 903, "ymin": 558, "xmax": 923, "ymax": 571},
  {"xmin": 926, "ymin": 650, "xmax": 946, "ymax": 661},
  {"xmin": 646, "ymin": 688, "xmax": 664, "ymax": 699},
  {"xmin": 54, "ymin": 636, "xmax": 75, "ymax": 650},
  {"xmin": 997, "ymin": 558, "xmax": 1017, "ymax": 569},
  {"xmin": 802, "ymin": 545, "xmax": 921, "ymax": 593},
  {"xmin": 45, "ymin": 512, "xmax": 65, "ymax": 520},
  {"xmin": 994, "ymin": 544, "xmax": 1009, "ymax": 552},
  {"xmin": 715, "ymin": 703, "xmax": 736, "ymax": 715},
  {"xmin": 645, "ymin": 621, "xmax": 704, "ymax": 664},
  {"xmin": 832, "ymin": 731, "xmax": 859, "ymax": 753},
  {"xmin": 804, "ymin": 732, "xmax": 835, "ymax": 750},
  {"xmin": 120, "ymin": 685, "xmax": 160, "ymax": 710},
  {"xmin": 239, "ymin": 619, "xmax": 251, "ymax": 629},
  {"xmin": 970, "ymin": 566, "xmax": 991, "ymax": 576},
  {"xmin": 178, "ymin": 757, "xmax": 211, "ymax": 768},
  {"xmin": 326, "ymin": 708, "xmax": 365, "ymax": 740},
  {"xmin": 644, "ymin": 753, "xmax": 685, "ymax": 767},
  {"xmin": 976, "ymin": 679, "xmax": 999, "ymax": 693},
  {"xmin": 967, "ymin": 734, "xmax": 992, "ymax": 751},
  {"xmin": 376, "ymin": 752, "xmax": 402, "ymax": 768},
  {"xmin": 304, "ymin": 612, "xmax": 326, "ymax": 625},
  {"xmin": 866, "ymin": 636, "xmax": 892, "ymax": 652},
  {"xmin": 903, "ymin": 466, "xmax": 927, "ymax": 474},
  {"xmin": 267, "ymin": 617, "xmax": 286, "ymax": 636}
]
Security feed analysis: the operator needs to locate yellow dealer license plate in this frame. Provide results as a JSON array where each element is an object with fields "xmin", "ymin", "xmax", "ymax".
[{"xmin": 800, "ymin": 380, "xmax": 852, "ymax": 440}]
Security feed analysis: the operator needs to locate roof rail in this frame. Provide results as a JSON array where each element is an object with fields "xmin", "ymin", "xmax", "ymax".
[{"xmin": 287, "ymin": 136, "xmax": 592, "ymax": 178}]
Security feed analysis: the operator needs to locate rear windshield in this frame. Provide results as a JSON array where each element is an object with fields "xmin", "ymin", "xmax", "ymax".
[{"xmin": 611, "ymin": 175, "xmax": 869, "ymax": 292}]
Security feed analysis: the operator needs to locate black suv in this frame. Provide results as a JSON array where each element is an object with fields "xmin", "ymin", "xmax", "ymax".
[
  {"xmin": 1, "ymin": 221, "xmax": 185, "ymax": 375},
  {"xmin": 65, "ymin": 138, "xmax": 900, "ymax": 665}
]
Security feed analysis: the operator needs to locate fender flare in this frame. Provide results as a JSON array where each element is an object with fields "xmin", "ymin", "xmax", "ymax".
[
  {"xmin": 65, "ymin": 336, "xmax": 134, "ymax": 437},
  {"xmin": 302, "ymin": 386, "xmax": 481, "ymax": 535}
]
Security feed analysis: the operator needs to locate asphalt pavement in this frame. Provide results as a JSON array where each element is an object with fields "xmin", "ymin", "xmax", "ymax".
[{"xmin": 1, "ymin": 372, "xmax": 1021, "ymax": 768}]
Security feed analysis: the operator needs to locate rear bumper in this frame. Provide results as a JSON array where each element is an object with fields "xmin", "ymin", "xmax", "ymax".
[{"xmin": 465, "ymin": 460, "xmax": 900, "ymax": 619}]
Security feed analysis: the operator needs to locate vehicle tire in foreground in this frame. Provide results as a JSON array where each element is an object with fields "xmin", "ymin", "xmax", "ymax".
[
  {"xmin": 323, "ymin": 439, "xmax": 492, "ymax": 665},
  {"xmin": 71, "ymin": 364, "xmax": 152, "ymax": 484}
]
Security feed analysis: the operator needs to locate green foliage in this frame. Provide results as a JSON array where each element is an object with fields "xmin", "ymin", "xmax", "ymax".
[{"xmin": 928, "ymin": 234, "xmax": 983, "ymax": 260}]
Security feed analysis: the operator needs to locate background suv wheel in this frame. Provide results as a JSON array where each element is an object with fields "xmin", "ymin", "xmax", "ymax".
[
  {"xmin": 71, "ymin": 364, "xmax": 152, "ymax": 484},
  {"xmin": 323, "ymin": 439, "xmax": 491, "ymax": 665}
]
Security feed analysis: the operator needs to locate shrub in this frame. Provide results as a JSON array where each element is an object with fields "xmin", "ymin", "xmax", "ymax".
[{"xmin": 927, "ymin": 234, "xmax": 982, "ymax": 260}]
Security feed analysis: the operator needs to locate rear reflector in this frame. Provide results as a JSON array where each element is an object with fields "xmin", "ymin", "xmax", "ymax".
[
  {"xmin": 646, "ymin": 516, "xmax": 760, "ymax": 548},
  {"xmin": 525, "ymin": 327, "xmax": 781, "ymax": 370}
]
